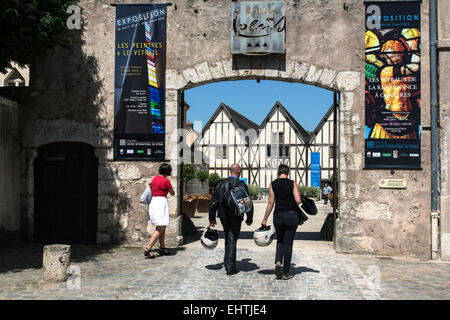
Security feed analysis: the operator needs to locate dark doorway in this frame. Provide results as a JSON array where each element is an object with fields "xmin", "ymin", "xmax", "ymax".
[{"xmin": 34, "ymin": 142, "xmax": 98, "ymax": 244}]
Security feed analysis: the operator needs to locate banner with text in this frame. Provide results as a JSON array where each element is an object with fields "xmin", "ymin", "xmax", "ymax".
[
  {"xmin": 114, "ymin": 4, "xmax": 167, "ymax": 161},
  {"xmin": 364, "ymin": 1, "xmax": 421, "ymax": 169}
]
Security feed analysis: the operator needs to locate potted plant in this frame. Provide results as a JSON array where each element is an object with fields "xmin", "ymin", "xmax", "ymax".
[
  {"xmin": 247, "ymin": 184, "xmax": 261, "ymax": 200},
  {"xmin": 208, "ymin": 173, "xmax": 221, "ymax": 194},
  {"xmin": 182, "ymin": 193, "xmax": 198, "ymax": 218},
  {"xmin": 196, "ymin": 170, "xmax": 210, "ymax": 195},
  {"xmin": 195, "ymin": 194, "xmax": 213, "ymax": 213}
]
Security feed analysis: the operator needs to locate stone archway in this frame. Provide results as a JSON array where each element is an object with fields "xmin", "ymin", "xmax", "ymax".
[{"xmin": 164, "ymin": 59, "xmax": 362, "ymax": 249}]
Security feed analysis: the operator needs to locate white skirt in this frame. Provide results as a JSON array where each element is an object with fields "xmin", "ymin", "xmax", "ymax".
[{"xmin": 148, "ymin": 196, "xmax": 170, "ymax": 226}]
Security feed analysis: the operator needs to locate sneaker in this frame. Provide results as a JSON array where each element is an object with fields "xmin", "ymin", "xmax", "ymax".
[
  {"xmin": 282, "ymin": 273, "xmax": 294, "ymax": 280},
  {"xmin": 275, "ymin": 262, "xmax": 282, "ymax": 279}
]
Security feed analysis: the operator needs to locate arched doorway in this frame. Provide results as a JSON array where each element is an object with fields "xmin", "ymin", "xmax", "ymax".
[{"xmin": 34, "ymin": 142, "xmax": 98, "ymax": 244}]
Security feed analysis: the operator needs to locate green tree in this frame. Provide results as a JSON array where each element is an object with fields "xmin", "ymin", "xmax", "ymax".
[
  {"xmin": 183, "ymin": 164, "xmax": 196, "ymax": 182},
  {"xmin": 196, "ymin": 170, "xmax": 209, "ymax": 194},
  {"xmin": 0, "ymin": 0, "xmax": 79, "ymax": 73}
]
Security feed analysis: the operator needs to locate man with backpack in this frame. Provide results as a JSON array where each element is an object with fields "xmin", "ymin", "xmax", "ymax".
[{"xmin": 209, "ymin": 164, "xmax": 253, "ymax": 275}]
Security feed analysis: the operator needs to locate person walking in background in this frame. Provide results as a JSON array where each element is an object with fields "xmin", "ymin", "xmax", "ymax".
[
  {"xmin": 209, "ymin": 164, "xmax": 253, "ymax": 275},
  {"xmin": 322, "ymin": 183, "xmax": 332, "ymax": 205},
  {"xmin": 261, "ymin": 164, "xmax": 302, "ymax": 280},
  {"xmin": 144, "ymin": 163, "xmax": 175, "ymax": 259}
]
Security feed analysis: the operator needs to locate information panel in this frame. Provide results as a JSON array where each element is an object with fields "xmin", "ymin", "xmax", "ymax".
[
  {"xmin": 114, "ymin": 4, "xmax": 167, "ymax": 161},
  {"xmin": 364, "ymin": 1, "xmax": 421, "ymax": 169}
]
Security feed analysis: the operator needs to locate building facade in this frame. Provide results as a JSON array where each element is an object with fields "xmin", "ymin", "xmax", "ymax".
[
  {"xmin": 197, "ymin": 101, "xmax": 335, "ymax": 191},
  {"xmin": 0, "ymin": 0, "xmax": 449, "ymax": 260}
]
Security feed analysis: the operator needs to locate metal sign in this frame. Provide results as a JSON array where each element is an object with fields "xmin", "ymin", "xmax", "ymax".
[
  {"xmin": 231, "ymin": 1, "xmax": 285, "ymax": 55},
  {"xmin": 310, "ymin": 152, "xmax": 321, "ymax": 188},
  {"xmin": 379, "ymin": 179, "xmax": 407, "ymax": 189}
]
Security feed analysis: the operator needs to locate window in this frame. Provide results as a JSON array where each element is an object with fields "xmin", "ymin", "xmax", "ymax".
[
  {"xmin": 271, "ymin": 132, "xmax": 284, "ymax": 144},
  {"xmin": 216, "ymin": 146, "xmax": 227, "ymax": 159},
  {"xmin": 267, "ymin": 145, "xmax": 271, "ymax": 157},
  {"xmin": 279, "ymin": 146, "xmax": 289, "ymax": 158},
  {"xmin": 329, "ymin": 146, "xmax": 335, "ymax": 159}
]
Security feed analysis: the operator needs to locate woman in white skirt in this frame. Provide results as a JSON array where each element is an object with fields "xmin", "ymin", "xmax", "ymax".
[{"xmin": 144, "ymin": 163, "xmax": 175, "ymax": 259}]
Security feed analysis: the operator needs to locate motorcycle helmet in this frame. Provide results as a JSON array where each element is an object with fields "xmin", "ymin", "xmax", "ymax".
[
  {"xmin": 201, "ymin": 227, "xmax": 219, "ymax": 250},
  {"xmin": 253, "ymin": 225, "xmax": 275, "ymax": 247}
]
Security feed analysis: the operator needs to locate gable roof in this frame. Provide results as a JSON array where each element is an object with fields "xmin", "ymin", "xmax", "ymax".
[
  {"xmin": 259, "ymin": 101, "xmax": 310, "ymax": 142},
  {"xmin": 198, "ymin": 103, "xmax": 260, "ymax": 144},
  {"xmin": 306, "ymin": 103, "xmax": 335, "ymax": 143}
]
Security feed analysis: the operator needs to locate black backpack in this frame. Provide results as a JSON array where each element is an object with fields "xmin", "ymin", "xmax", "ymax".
[{"xmin": 223, "ymin": 179, "xmax": 252, "ymax": 217}]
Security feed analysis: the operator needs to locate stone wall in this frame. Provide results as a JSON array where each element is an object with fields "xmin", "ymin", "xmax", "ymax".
[
  {"xmin": 438, "ymin": 0, "xmax": 450, "ymax": 261},
  {"xmin": 11, "ymin": 0, "xmax": 441, "ymax": 258},
  {"xmin": 0, "ymin": 96, "xmax": 20, "ymax": 233}
]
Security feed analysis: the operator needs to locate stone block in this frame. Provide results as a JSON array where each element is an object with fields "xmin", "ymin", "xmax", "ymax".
[
  {"xmin": 341, "ymin": 200, "xmax": 392, "ymax": 221},
  {"xmin": 318, "ymin": 68, "xmax": 337, "ymax": 87},
  {"xmin": 292, "ymin": 62, "xmax": 310, "ymax": 81},
  {"xmin": 222, "ymin": 59, "xmax": 239, "ymax": 78},
  {"xmin": 336, "ymin": 235, "xmax": 375, "ymax": 254},
  {"xmin": 305, "ymin": 65, "xmax": 324, "ymax": 83},
  {"xmin": 98, "ymin": 179, "xmax": 120, "ymax": 195},
  {"xmin": 182, "ymin": 68, "xmax": 200, "ymax": 84},
  {"xmin": 166, "ymin": 89, "xmax": 178, "ymax": 102},
  {"xmin": 340, "ymin": 92, "xmax": 355, "ymax": 111},
  {"xmin": 166, "ymin": 100, "xmax": 178, "ymax": 117},
  {"xmin": 97, "ymin": 232, "xmax": 111, "ymax": 244},
  {"xmin": 335, "ymin": 218, "xmax": 365, "ymax": 236},
  {"xmin": 98, "ymin": 213, "xmax": 115, "ymax": 231},
  {"xmin": 166, "ymin": 69, "xmax": 187, "ymax": 89},
  {"xmin": 42, "ymin": 245, "xmax": 71, "ymax": 282},
  {"xmin": 441, "ymin": 233, "xmax": 450, "ymax": 261},
  {"xmin": 279, "ymin": 59, "xmax": 296, "ymax": 79},
  {"xmin": 195, "ymin": 62, "xmax": 212, "ymax": 82},
  {"xmin": 209, "ymin": 61, "xmax": 225, "ymax": 80},
  {"xmin": 334, "ymin": 71, "xmax": 361, "ymax": 91},
  {"xmin": 117, "ymin": 164, "xmax": 142, "ymax": 180}
]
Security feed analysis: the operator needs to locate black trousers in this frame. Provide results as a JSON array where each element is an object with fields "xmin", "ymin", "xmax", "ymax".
[
  {"xmin": 219, "ymin": 217, "xmax": 242, "ymax": 273},
  {"xmin": 274, "ymin": 211, "xmax": 299, "ymax": 275}
]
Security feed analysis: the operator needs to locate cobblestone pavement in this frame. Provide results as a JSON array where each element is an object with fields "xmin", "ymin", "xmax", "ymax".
[{"xmin": 0, "ymin": 243, "xmax": 449, "ymax": 300}]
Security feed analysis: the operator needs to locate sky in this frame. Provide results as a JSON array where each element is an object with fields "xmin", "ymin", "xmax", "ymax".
[{"xmin": 184, "ymin": 80, "xmax": 334, "ymax": 133}]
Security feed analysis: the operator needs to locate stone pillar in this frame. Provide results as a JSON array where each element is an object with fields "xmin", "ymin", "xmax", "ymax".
[{"xmin": 42, "ymin": 244, "xmax": 71, "ymax": 282}]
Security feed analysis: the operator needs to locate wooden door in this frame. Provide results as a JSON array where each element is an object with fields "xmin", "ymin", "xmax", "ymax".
[{"xmin": 34, "ymin": 142, "xmax": 98, "ymax": 244}]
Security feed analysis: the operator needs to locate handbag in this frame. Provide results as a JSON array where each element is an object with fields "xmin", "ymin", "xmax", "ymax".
[{"xmin": 139, "ymin": 178, "xmax": 153, "ymax": 204}]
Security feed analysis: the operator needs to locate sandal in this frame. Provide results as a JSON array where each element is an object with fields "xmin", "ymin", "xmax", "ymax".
[
  {"xmin": 144, "ymin": 247, "xmax": 152, "ymax": 257},
  {"xmin": 158, "ymin": 248, "xmax": 171, "ymax": 256}
]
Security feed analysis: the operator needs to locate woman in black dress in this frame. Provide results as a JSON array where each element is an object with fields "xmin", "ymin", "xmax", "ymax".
[{"xmin": 261, "ymin": 164, "xmax": 302, "ymax": 280}]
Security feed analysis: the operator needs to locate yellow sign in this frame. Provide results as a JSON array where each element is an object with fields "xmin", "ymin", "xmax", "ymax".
[{"xmin": 379, "ymin": 179, "xmax": 407, "ymax": 189}]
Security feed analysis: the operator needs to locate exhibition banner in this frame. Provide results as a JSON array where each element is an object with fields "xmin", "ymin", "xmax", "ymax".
[
  {"xmin": 364, "ymin": 1, "xmax": 421, "ymax": 169},
  {"xmin": 114, "ymin": 4, "xmax": 167, "ymax": 161}
]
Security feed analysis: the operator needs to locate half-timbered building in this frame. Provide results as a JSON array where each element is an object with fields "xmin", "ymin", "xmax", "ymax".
[
  {"xmin": 195, "ymin": 101, "xmax": 336, "ymax": 192},
  {"xmin": 196, "ymin": 103, "xmax": 259, "ymax": 183}
]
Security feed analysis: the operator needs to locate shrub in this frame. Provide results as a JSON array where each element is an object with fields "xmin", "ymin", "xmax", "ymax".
[
  {"xmin": 247, "ymin": 184, "xmax": 261, "ymax": 199},
  {"xmin": 298, "ymin": 186, "xmax": 320, "ymax": 198},
  {"xmin": 196, "ymin": 170, "xmax": 209, "ymax": 184},
  {"xmin": 183, "ymin": 164, "xmax": 196, "ymax": 182},
  {"xmin": 208, "ymin": 173, "xmax": 221, "ymax": 186}
]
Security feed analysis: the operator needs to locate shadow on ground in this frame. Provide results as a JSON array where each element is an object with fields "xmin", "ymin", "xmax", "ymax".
[
  {"xmin": 258, "ymin": 263, "xmax": 320, "ymax": 276},
  {"xmin": 0, "ymin": 244, "xmax": 120, "ymax": 274},
  {"xmin": 205, "ymin": 258, "xmax": 260, "ymax": 272}
]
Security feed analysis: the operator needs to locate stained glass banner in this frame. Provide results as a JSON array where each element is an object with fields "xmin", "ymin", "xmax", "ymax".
[
  {"xmin": 114, "ymin": 4, "xmax": 167, "ymax": 161},
  {"xmin": 364, "ymin": 1, "xmax": 421, "ymax": 169}
]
